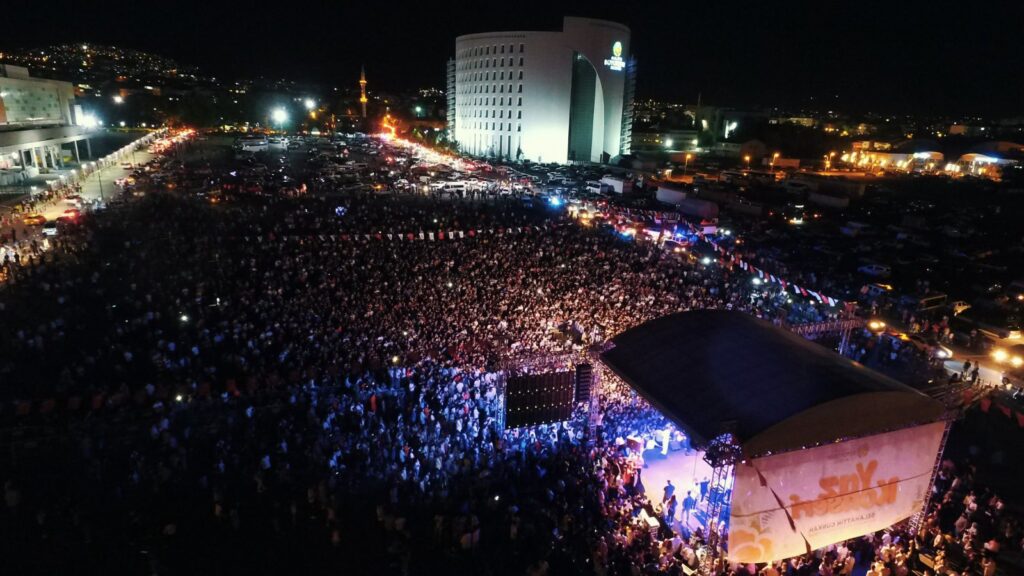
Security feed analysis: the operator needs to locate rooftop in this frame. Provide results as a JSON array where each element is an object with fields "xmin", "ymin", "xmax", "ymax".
[{"xmin": 600, "ymin": 310, "xmax": 944, "ymax": 456}]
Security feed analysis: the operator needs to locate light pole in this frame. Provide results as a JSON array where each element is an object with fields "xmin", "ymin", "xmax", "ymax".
[
  {"xmin": 771, "ymin": 152, "xmax": 780, "ymax": 170},
  {"xmin": 96, "ymin": 163, "xmax": 105, "ymax": 202},
  {"xmin": 743, "ymin": 155, "xmax": 751, "ymax": 170},
  {"xmin": 683, "ymin": 153, "xmax": 693, "ymax": 176}
]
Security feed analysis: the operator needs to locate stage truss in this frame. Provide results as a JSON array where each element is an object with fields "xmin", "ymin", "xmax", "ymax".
[{"xmin": 700, "ymin": 432, "xmax": 742, "ymax": 575}]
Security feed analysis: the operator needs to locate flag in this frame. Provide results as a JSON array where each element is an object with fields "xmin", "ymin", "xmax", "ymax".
[
  {"xmin": 428, "ymin": 232, "xmax": 435, "ymax": 241},
  {"xmin": 438, "ymin": 231, "xmax": 445, "ymax": 240}
]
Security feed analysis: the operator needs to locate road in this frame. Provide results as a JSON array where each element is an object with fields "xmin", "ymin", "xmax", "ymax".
[{"xmin": 1, "ymin": 149, "xmax": 156, "ymax": 241}]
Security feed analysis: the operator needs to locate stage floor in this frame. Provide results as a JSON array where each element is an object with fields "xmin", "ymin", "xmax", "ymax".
[{"xmin": 640, "ymin": 447, "xmax": 716, "ymax": 535}]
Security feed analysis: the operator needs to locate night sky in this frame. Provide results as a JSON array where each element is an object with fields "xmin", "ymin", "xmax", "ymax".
[{"xmin": 6, "ymin": 0, "xmax": 1023, "ymax": 116}]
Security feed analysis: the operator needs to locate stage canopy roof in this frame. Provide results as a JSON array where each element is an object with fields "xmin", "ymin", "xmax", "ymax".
[{"xmin": 600, "ymin": 310, "xmax": 944, "ymax": 456}]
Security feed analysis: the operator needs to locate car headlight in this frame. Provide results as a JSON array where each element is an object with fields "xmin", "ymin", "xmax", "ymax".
[{"xmin": 993, "ymin": 349, "xmax": 1009, "ymax": 363}]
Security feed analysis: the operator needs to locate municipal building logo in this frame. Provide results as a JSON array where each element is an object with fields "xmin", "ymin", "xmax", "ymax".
[{"xmin": 612, "ymin": 41, "xmax": 623, "ymax": 58}]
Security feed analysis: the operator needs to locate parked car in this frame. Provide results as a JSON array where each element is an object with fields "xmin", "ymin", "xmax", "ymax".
[
  {"xmin": 41, "ymin": 220, "xmax": 58, "ymax": 236},
  {"xmin": 905, "ymin": 333, "xmax": 953, "ymax": 359},
  {"xmin": 857, "ymin": 263, "xmax": 892, "ymax": 277},
  {"xmin": 949, "ymin": 300, "xmax": 972, "ymax": 316},
  {"xmin": 22, "ymin": 213, "xmax": 46, "ymax": 226}
]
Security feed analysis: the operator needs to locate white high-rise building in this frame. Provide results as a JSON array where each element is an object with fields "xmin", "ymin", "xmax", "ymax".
[{"xmin": 449, "ymin": 17, "xmax": 635, "ymax": 165}]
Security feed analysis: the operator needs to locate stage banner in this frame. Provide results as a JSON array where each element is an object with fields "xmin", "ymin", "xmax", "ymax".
[{"xmin": 728, "ymin": 421, "xmax": 945, "ymax": 564}]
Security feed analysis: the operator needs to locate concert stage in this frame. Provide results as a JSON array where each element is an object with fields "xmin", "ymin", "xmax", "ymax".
[
  {"xmin": 601, "ymin": 310, "xmax": 948, "ymax": 565},
  {"xmin": 641, "ymin": 446, "xmax": 717, "ymax": 535}
]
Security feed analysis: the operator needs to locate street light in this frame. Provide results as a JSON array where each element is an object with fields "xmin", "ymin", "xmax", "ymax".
[
  {"xmin": 113, "ymin": 95, "xmax": 124, "ymax": 104},
  {"xmin": 304, "ymin": 98, "xmax": 315, "ymax": 110},
  {"xmin": 414, "ymin": 105, "xmax": 423, "ymax": 115},
  {"xmin": 664, "ymin": 138, "xmax": 674, "ymax": 149},
  {"xmin": 771, "ymin": 152, "xmax": 780, "ymax": 170},
  {"xmin": 271, "ymin": 108, "xmax": 288, "ymax": 132},
  {"xmin": 743, "ymin": 154, "xmax": 751, "ymax": 169},
  {"xmin": 683, "ymin": 153, "xmax": 693, "ymax": 176}
]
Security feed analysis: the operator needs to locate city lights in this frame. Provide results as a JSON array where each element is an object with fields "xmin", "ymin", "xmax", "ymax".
[{"xmin": 1, "ymin": 14, "xmax": 1018, "ymax": 575}]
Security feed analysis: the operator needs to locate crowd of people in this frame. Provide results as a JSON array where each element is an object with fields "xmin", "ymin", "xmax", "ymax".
[{"xmin": 0, "ymin": 138, "xmax": 1020, "ymax": 575}]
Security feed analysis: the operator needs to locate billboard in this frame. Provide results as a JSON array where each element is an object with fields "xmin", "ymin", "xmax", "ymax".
[{"xmin": 728, "ymin": 421, "xmax": 945, "ymax": 564}]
